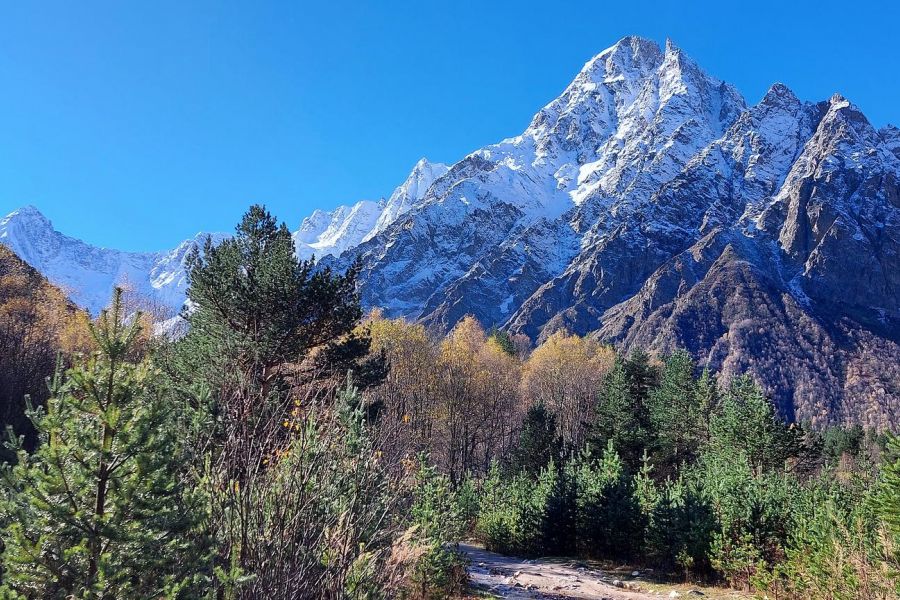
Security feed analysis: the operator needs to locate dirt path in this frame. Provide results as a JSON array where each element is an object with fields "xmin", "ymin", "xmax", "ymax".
[{"xmin": 460, "ymin": 543, "xmax": 661, "ymax": 599}]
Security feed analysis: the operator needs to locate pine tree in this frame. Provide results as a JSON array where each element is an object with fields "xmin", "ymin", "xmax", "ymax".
[
  {"xmin": 569, "ymin": 440, "xmax": 641, "ymax": 558},
  {"xmin": 532, "ymin": 459, "xmax": 575, "ymax": 555},
  {"xmin": 593, "ymin": 359, "xmax": 650, "ymax": 470},
  {"xmin": 709, "ymin": 376, "xmax": 801, "ymax": 475},
  {"xmin": 877, "ymin": 434, "xmax": 900, "ymax": 551},
  {"xmin": 487, "ymin": 328, "xmax": 516, "ymax": 356},
  {"xmin": 694, "ymin": 368, "xmax": 719, "ymax": 445},
  {"xmin": 162, "ymin": 206, "xmax": 390, "ymax": 595},
  {"xmin": 0, "ymin": 288, "xmax": 204, "ymax": 598},
  {"xmin": 648, "ymin": 350, "xmax": 701, "ymax": 476},
  {"xmin": 173, "ymin": 204, "xmax": 384, "ymax": 398}
]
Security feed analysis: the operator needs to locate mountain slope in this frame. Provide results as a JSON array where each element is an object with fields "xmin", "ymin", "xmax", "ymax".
[
  {"xmin": 293, "ymin": 158, "xmax": 449, "ymax": 260},
  {"xmin": 0, "ymin": 206, "xmax": 210, "ymax": 315},
  {"xmin": 327, "ymin": 37, "xmax": 899, "ymax": 428},
  {"xmin": 0, "ymin": 244, "xmax": 91, "ymax": 451}
]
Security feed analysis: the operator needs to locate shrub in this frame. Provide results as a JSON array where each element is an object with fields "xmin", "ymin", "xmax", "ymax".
[
  {"xmin": 570, "ymin": 441, "xmax": 641, "ymax": 558},
  {"xmin": 405, "ymin": 459, "xmax": 469, "ymax": 599},
  {"xmin": 744, "ymin": 471, "xmax": 899, "ymax": 600},
  {"xmin": 475, "ymin": 460, "xmax": 572, "ymax": 557}
]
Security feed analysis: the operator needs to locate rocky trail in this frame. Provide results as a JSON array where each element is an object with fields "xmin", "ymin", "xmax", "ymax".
[{"xmin": 460, "ymin": 543, "xmax": 742, "ymax": 600}]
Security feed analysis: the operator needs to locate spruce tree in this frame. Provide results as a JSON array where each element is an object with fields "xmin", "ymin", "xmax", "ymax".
[
  {"xmin": 0, "ymin": 288, "xmax": 203, "ymax": 598},
  {"xmin": 513, "ymin": 403, "xmax": 562, "ymax": 476},
  {"xmin": 623, "ymin": 349, "xmax": 657, "ymax": 415}
]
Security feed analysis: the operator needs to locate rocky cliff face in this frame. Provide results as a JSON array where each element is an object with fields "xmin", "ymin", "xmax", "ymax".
[{"xmin": 2, "ymin": 37, "xmax": 897, "ymax": 427}]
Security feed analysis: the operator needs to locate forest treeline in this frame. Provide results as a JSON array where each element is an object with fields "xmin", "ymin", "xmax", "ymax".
[
  {"xmin": 0, "ymin": 206, "xmax": 898, "ymax": 599},
  {"xmin": 365, "ymin": 310, "xmax": 900, "ymax": 597}
]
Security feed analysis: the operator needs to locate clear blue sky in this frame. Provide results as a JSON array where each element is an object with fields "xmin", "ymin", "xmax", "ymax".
[{"xmin": 1, "ymin": 0, "xmax": 897, "ymax": 251}]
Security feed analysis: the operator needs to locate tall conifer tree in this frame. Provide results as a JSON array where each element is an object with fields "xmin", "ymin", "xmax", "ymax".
[
  {"xmin": 173, "ymin": 204, "xmax": 384, "ymax": 400},
  {"xmin": 0, "ymin": 288, "xmax": 203, "ymax": 598}
]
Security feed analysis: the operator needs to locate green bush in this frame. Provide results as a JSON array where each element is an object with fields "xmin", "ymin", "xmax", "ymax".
[
  {"xmin": 641, "ymin": 472, "xmax": 716, "ymax": 577},
  {"xmin": 569, "ymin": 441, "xmax": 641, "ymax": 558},
  {"xmin": 698, "ymin": 450, "xmax": 795, "ymax": 589},
  {"xmin": 407, "ymin": 458, "xmax": 469, "ymax": 599},
  {"xmin": 475, "ymin": 460, "xmax": 572, "ymax": 557}
]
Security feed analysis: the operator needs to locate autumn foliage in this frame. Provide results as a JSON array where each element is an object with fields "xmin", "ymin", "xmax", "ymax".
[
  {"xmin": 364, "ymin": 312, "xmax": 615, "ymax": 483},
  {"xmin": 0, "ymin": 246, "xmax": 91, "ymax": 454}
]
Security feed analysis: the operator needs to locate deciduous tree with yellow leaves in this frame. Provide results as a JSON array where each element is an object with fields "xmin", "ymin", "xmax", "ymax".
[{"xmin": 521, "ymin": 331, "xmax": 614, "ymax": 449}]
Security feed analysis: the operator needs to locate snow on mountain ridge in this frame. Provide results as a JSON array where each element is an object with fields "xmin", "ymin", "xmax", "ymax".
[
  {"xmin": 292, "ymin": 158, "xmax": 449, "ymax": 259},
  {"xmin": 294, "ymin": 199, "xmax": 384, "ymax": 260},
  {"xmin": 317, "ymin": 36, "xmax": 750, "ymax": 330},
  {"xmin": 0, "ymin": 207, "xmax": 191, "ymax": 315},
  {"xmin": 1, "ymin": 158, "xmax": 450, "ymax": 312},
  {"xmin": 368, "ymin": 158, "xmax": 450, "ymax": 240},
  {"xmin": 0, "ymin": 36, "xmax": 843, "ymax": 324},
  {"xmin": 316, "ymin": 36, "xmax": 900, "ymax": 429}
]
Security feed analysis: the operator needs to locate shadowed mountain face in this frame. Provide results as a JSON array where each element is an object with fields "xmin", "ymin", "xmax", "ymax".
[
  {"xmin": 2, "ymin": 37, "xmax": 898, "ymax": 428},
  {"xmin": 325, "ymin": 37, "xmax": 900, "ymax": 428}
]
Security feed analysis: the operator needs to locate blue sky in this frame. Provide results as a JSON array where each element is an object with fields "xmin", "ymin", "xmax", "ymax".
[{"xmin": 1, "ymin": 0, "xmax": 897, "ymax": 251}]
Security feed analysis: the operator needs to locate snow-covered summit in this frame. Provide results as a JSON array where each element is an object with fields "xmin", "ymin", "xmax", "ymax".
[
  {"xmin": 0, "ymin": 207, "xmax": 217, "ymax": 316},
  {"xmin": 369, "ymin": 158, "xmax": 450, "ymax": 240},
  {"xmin": 1, "ymin": 158, "xmax": 450, "ymax": 312},
  {"xmin": 316, "ymin": 36, "xmax": 900, "ymax": 428},
  {"xmin": 292, "ymin": 158, "xmax": 449, "ymax": 259},
  {"xmin": 294, "ymin": 199, "xmax": 384, "ymax": 261}
]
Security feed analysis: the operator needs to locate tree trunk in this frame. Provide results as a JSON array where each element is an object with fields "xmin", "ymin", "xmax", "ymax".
[{"xmin": 88, "ymin": 422, "xmax": 112, "ymax": 583}]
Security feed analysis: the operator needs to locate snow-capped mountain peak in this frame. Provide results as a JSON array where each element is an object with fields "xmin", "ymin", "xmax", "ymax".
[
  {"xmin": 292, "ymin": 158, "xmax": 449, "ymax": 258},
  {"xmin": 2, "ymin": 204, "xmax": 51, "ymax": 227},
  {"xmin": 0, "ymin": 207, "xmax": 229, "ymax": 316},
  {"xmin": 316, "ymin": 36, "xmax": 899, "ymax": 428},
  {"xmin": 293, "ymin": 209, "xmax": 334, "ymax": 244},
  {"xmin": 0, "ymin": 158, "xmax": 451, "ymax": 312},
  {"xmin": 368, "ymin": 158, "xmax": 449, "ymax": 240},
  {"xmin": 0, "ymin": 205, "xmax": 59, "ymax": 265}
]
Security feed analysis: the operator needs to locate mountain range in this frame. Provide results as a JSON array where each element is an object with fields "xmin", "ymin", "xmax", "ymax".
[
  {"xmin": 2, "ymin": 37, "xmax": 898, "ymax": 428},
  {"xmin": 0, "ymin": 157, "xmax": 448, "ymax": 316}
]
